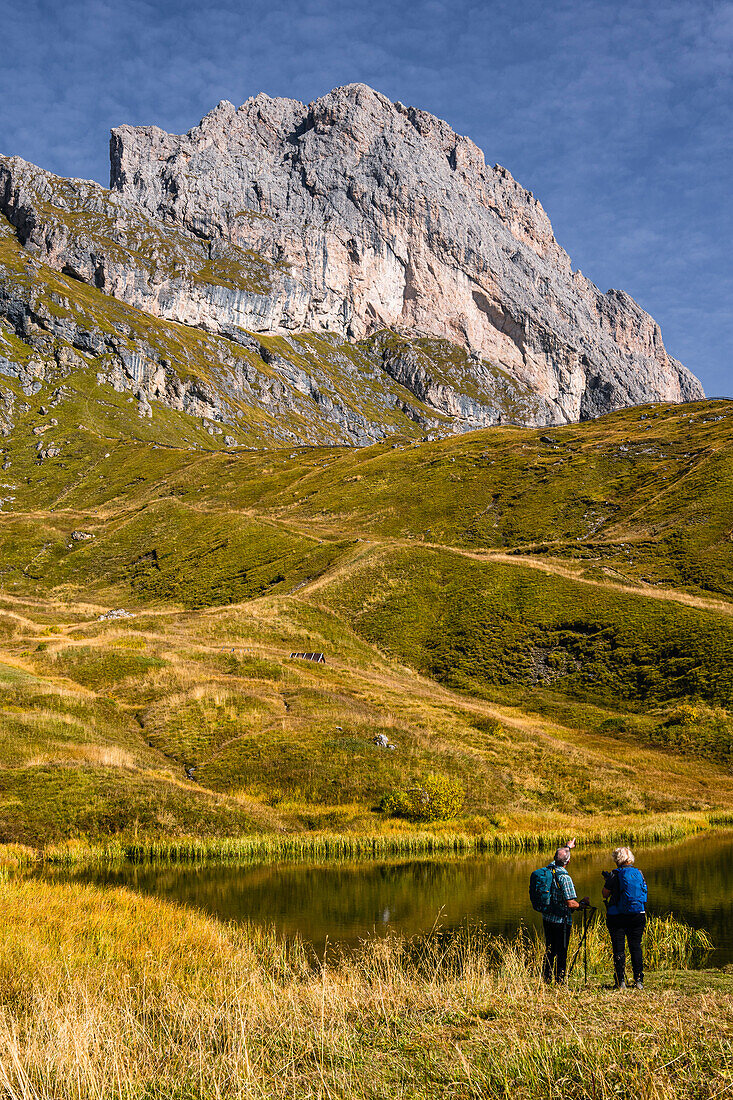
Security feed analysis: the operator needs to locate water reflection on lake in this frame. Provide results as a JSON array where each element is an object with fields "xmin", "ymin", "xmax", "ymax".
[{"xmin": 49, "ymin": 830, "xmax": 733, "ymax": 965}]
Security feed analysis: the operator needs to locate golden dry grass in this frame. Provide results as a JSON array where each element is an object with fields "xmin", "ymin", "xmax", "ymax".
[
  {"xmin": 0, "ymin": 878, "xmax": 727, "ymax": 1099},
  {"xmin": 25, "ymin": 744, "xmax": 135, "ymax": 768}
]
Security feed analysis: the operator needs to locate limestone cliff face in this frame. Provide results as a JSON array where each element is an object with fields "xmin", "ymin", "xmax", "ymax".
[
  {"xmin": 0, "ymin": 83, "xmax": 702, "ymax": 441},
  {"xmin": 109, "ymin": 83, "xmax": 702, "ymax": 419}
]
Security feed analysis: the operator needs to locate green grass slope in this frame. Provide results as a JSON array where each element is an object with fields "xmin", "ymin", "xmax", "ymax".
[
  {"xmin": 0, "ymin": 402, "xmax": 732, "ymax": 846},
  {"xmin": 7, "ymin": 393, "xmax": 730, "ymax": 593}
]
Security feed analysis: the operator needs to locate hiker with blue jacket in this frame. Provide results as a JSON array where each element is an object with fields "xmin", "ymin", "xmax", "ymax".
[
  {"xmin": 602, "ymin": 846, "xmax": 648, "ymax": 989},
  {"xmin": 530, "ymin": 838, "xmax": 591, "ymax": 984}
]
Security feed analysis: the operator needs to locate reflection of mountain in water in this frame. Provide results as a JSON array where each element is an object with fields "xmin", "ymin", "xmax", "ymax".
[{"xmin": 44, "ymin": 831, "xmax": 733, "ymax": 965}]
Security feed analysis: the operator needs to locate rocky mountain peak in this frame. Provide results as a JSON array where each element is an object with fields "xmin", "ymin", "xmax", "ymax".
[
  {"xmin": 0, "ymin": 84, "xmax": 702, "ymax": 450},
  {"xmin": 107, "ymin": 84, "xmax": 701, "ymax": 421}
]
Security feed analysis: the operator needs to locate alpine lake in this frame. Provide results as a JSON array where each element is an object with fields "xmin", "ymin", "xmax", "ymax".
[{"xmin": 46, "ymin": 830, "xmax": 733, "ymax": 966}]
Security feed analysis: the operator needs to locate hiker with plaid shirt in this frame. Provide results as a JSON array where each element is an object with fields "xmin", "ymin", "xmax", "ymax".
[{"xmin": 542, "ymin": 838, "xmax": 591, "ymax": 983}]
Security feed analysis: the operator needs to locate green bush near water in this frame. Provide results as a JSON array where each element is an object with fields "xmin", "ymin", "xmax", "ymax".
[{"xmin": 382, "ymin": 774, "xmax": 465, "ymax": 821}]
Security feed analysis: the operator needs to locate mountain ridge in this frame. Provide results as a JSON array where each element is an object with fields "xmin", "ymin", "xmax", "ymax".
[
  {"xmin": 109, "ymin": 82, "xmax": 702, "ymax": 418},
  {"xmin": 0, "ymin": 83, "xmax": 702, "ymax": 449}
]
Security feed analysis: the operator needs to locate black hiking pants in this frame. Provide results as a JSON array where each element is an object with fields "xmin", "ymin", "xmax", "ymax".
[
  {"xmin": 607, "ymin": 913, "xmax": 646, "ymax": 985},
  {"xmin": 543, "ymin": 919, "xmax": 572, "ymax": 983}
]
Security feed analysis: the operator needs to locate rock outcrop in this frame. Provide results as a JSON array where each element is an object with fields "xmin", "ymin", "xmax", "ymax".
[
  {"xmin": 110, "ymin": 83, "xmax": 702, "ymax": 420},
  {"xmin": 0, "ymin": 207, "xmax": 498, "ymax": 445},
  {"xmin": 0, "ymin": 83, "xmax": 702, "ymax": 443},
  {"xmin": 0, "ymin": 159, "xmax": 553, "ymax": 442}
]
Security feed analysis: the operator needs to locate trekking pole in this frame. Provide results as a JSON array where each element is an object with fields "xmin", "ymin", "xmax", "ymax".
[
  {"xmin": 568, "ymin": 907, "xmax": 596, "ymax": 983},
  {"xmin": 583, "ymin": 906, "xmax": 588, "ymax": 986}
]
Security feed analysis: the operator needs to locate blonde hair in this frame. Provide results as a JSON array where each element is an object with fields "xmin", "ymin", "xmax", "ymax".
[{"xmin": 612, "ymin": 846, "xmax": 635, "ymax": 867}]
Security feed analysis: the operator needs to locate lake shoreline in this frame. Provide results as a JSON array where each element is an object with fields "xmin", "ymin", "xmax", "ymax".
[{"xmin": 4, "ymin": 808, "xmax": 733, "ymax": 868}]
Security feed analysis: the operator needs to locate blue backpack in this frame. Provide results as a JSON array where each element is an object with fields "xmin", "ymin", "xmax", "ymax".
[{"xmin": 616, "ymin": 866, "xmax": 647, "ymax": 913}]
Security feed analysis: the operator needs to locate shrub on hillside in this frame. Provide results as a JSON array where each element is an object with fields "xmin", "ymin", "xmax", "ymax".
[
  {"xmin": 662, "ymin": 703, "xmax": 704, "ymax": 727},
  {"xmin": 650, "ymin": 704, "xmax": 733, "ymax": 761},
  {"xmin": 382, "ymin": 774, "xmax": 464, "ymax": 821},
  {"xmin": 470, "ymin": 715, "xmax": 505, "ymax": 737}
]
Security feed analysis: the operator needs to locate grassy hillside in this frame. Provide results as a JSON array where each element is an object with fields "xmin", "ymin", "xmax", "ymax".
[
  {"xmin": 4, "ymin": 393, "xmax": 731, "ymax": 591},
  {"xmin": 323, "ymin": 545, "xmax": 733, "ymax": 706},
  {"xmin": 0, "ymin": 400, "xmax": 732, "ymax": 847},
  {"xmin": 5, "ymin": 591, "xmax": 732, "ymax": 848}
]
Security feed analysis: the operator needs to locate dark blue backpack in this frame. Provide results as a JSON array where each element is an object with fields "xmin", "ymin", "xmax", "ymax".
[{"xmin": 617, "ymin": 866, "xmax": 647, "ymax": 913}]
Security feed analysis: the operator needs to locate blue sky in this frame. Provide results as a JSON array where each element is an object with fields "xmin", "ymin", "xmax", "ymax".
[{"xmin": 1, "ymin": 0, "xmax": 731, "ymax": 396}]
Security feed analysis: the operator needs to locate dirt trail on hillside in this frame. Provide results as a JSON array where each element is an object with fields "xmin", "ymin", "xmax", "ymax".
[
  {"xmin": 296, "ymin": 535, "xmax": 733, "ymax": 617},
  {"xmin": 3, "ymin": 509, "xmax": 731, "ymax": 631},
  {"xmin": 9, "ymin": 482, "xmax": 731, "ymax": 618},
  {"xmin": 452, "ymin": 547, "xmax": 733, "ymax": 617}
]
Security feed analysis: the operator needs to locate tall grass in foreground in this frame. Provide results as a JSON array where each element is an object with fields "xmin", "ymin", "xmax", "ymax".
[
  {"xmin": 406, "ymin": 913, "xmax": 712, "ymax": 987},
  {"xmin": 0, "ymin": 878, "xmax": 727, "ymax": 1100},
  {"xmin": 26, "ymin": 810, "xmax": 733, "ymax": 867},
  {"xmin": 541, "ymin": 910, "xmax": 714, "ymax": 976}
]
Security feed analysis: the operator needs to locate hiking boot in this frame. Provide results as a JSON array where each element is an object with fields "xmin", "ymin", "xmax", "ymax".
[
  {"xmin": 614, "ymin": 979, "xmax": 626, "ymax": 990},
  {"xmin": 634, "ymin": 979, "xmax": 644, "ymax": 990}
]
